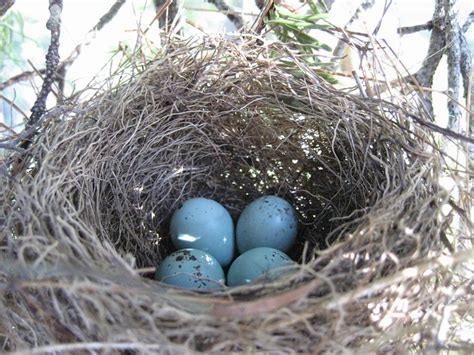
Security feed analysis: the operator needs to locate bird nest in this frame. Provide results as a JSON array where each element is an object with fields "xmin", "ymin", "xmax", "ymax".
[{"xmin": 0, "ymin": 37, "xmax": 468, "ymax": 353}]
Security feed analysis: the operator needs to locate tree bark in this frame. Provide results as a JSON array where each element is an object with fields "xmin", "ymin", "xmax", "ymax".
[{"xmin": 0, "ymin": 0, "xmax": 14, "ymax": 17}]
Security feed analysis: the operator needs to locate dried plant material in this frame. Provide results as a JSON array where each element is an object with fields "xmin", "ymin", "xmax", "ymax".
[{"xmin": 0, "ymin": 37, "xmax": 471, "ymax": 353}]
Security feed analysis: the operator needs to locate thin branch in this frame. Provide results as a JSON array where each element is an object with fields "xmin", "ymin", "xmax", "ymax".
[
  {"xmin": 154, "ymin": 0, "xmax": 179, "ymax": 31},
  {"xmin": 330, "ymin": 0, "xmax": 376, "ymax": 71},
  {"xmin": 0, "ymin": 69, "xmax": 42, "ymax": 91},
  {"xmin": 94, "ymin": 0, "xmax": 126, "ymax": 32},
  {"xmin": 207, "ymin": 0, "xmax": 243, "ymax": 30},
  {"xmin": 318, "ymin": 0, "xmax": 336, "ymax": 12},
  {"xmin": 352, "ymin": 70, "xmax": 368, "ymax": 98},
  {"xmin": 461, "ymin": 10, "xmax": 474, "ymax": 33},
  {"xmin": 397, "ymin": 21, "xmax": 433, "ymax": 35},
  {"xmin": 0, "ymin": 94, "xmax": 29, "ymax": 121},
  {"xmin": 252, "ymin": 0, "xmax": 274, "ymax": 34},
  {"xmin": 407, "ymin": 112, "xmax": 474, "ymax": 144}
]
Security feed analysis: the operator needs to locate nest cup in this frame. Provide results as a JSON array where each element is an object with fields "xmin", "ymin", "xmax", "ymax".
[{"xmin": 1, "ymin": 38, "xmax": 451, "ymax": 352}]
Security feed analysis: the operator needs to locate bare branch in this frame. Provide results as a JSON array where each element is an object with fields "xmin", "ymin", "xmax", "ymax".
[
  {"xmin": 462, "ymin": 10, "xmax": 474, "ymax": 33},
  {"xmin": 208, "ymin": 0, "xmax": 243, "ymax": 30},
  {"xmin": 94, "ymin": 0, "xmax": 126, "ymax": 32},
  {"xmin": 414, "ymin": 0, "xmax": 445, "ymax": 117},
  {"xmin": 397, "ymin": 21, "xmax": 433, "ymax": 35},
  {"xmin": 252, "ymin": 0, "xmax": 274, "ymax": 34},
  {"xmin": 330, "ymin": 1, "xmax": 376, "ymax": 70}
]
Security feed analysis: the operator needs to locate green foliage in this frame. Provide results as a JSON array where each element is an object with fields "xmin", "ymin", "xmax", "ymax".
[
  {"xmin": 0, "ymin": 10, "xmax": 25, "ymax": 71},
  {"xmin": 266, "ymin": 0, "xmax": 337, "ymax": 84}
]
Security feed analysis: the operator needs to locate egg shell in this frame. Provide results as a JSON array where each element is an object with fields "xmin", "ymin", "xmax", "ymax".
[
  {"xmin": 170, "ymin": 198, "xmax": 235, "ymax": 267},
  {"xmin": 236, "ymin": 195, "xmax": 298, "ymax": 254},
  {"xmin": 155, "ymin": 248, "xmax": 225, "ymax": 291},
  {"xmin": 227, "ymin": 247, "xmax": 294, "ymax": 287}
]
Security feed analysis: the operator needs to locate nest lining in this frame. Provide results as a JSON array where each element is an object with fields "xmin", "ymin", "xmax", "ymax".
[{"xmin": 0, "ymin": 38, "xmax": 457, "ymax": 353}]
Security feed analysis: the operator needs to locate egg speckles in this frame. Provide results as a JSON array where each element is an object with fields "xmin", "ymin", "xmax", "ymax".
[
  {"xmin": 170, "ymin": 198, "xmax": 235, "ymax": 267},
  {"xmin": 236, "ymin": 196, "xmax": 298, "ymax": 253},
  {"xmin": 155, "ymin": 249, "xmax": 225, "ymax": 291},
  {"xmin": 227, "ymin": 247, "xmax": 294, "ymax": 286}
]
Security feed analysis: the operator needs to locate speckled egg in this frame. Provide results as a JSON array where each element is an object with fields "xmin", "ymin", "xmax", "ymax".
[
  {"xmin": 155, "ymin": 249, "xmax": 225, "ymax": 291},
  {"xmin": 227, "ymin": 247, "xmax": 294, "ymax": 286},
  {"xmin": 170, "ymin": 198, "xmax": 235, "ymax": 267},
  {"xmin": 236, "ymin": 195, "xmax": 298, "ymax": 253}
]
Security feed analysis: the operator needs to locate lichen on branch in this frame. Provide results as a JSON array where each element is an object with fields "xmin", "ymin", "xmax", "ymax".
[{"xmin": 28, "ymin": 0, "xmax": 63, "ymax": 127}]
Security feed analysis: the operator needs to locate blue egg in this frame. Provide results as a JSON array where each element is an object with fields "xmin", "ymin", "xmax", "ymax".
[
  {"xmin": 170, "ymin": 198, "xmax": 235, "ymax": 267},
  {"xmin": 236, "ymin": 196, "xmax": 298, "ymax": 254},
  {"xmin": 227, "ymin": 247, "xmax": 294, "ymax": 286},
  {"xmin": 155, "ymin": 249, "xmax": 225, "ymax": 290}
]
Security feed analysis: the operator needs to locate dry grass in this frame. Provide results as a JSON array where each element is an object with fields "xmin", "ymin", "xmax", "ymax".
[{"xmin": 0, "ymin": 36, "xmax": 472, "ymax": 353}]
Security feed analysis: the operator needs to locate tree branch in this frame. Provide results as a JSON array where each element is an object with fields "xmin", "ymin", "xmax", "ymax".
[
  {"xmin": 462, "ymin": 10, "xmax": 474, "ymax": 33},
  {"xmin": 94, "ymin": 0, "xmax": 126, "ymax": 32},
  {"xmin": 397, "ymin": 21, "xmax": 433, "ymax": 35},
  {"xmin": 28, "ymin": 0, "xmax": 62, "ymax": 127},
  {"xmin": 0, "ymin": 0, "xmax": 14, "ymax": 17},
  {"xmin": 445, "ymin": 0, "xmax": 463, "ymax": 131},
  {"xmin": 208, "ymin": 0, "xmax": 243, "ymax": 30},
  {"xmin": 414, "ymin": 0, "xmax": 445, "ymax": 117}
]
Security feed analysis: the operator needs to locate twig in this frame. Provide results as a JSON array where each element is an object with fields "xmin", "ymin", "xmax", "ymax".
[
  {"xmin": 145, "ymin": 0, "xmax": 172, "ymax": 33},
  {"xmin": 330, "ymin": 0, "xmax": 376, "ymax": 71},
  {"xmin": 461, "ymin": 10, "xmax": 474, "ymax": 33},
  {"xmin": 0, "ymin": 94, "xmax": 29, "ymax": 121},
  {"xmin": 0, "ymin": 121, "xmax": 18, "ymax": 136},
  {"xmin": 10, "ymin": 342, "xmax": 173, "ymax": 355},
  {"xmin": 94, "ymin": 0, "xmax": 126, "ymax": 32},
  {"xmin": 207, "ymin": 0, "xmax": 243, "ymax": 30},
  {"xmin": 319, "ymin": 0, "xmax": 336, "ymax": 12},
  {"xmin": 352, "ymin": 70, "xmax": 367, "ymax": 98},
  {"xmin": 252, "ymin": 0, "xmax": 274, "ymax": 34},
  {"xmin": 185, "ymin": 6, "xmax": 258, "ymax": 17},
  {"xmin": 0, "ymin": 69, "xmax": 40, "ymax": 91},
  {"xmin": 407, "ymin": 112, "xmax": 474, "ymax": 144},
  {"xmin": 325, "ymin": 250, "xmax": 474, "ymax": 310},
  {"xmin": 135, "ymin": 266, "xmax": 156, "ymax": 274},
  {"xmin": 154, "ymin": 0, "xmax": 180, "ymax": 31},
  {"xmin": 397, "ymin": 21, "xmax": 433, "ymax": 35}
]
